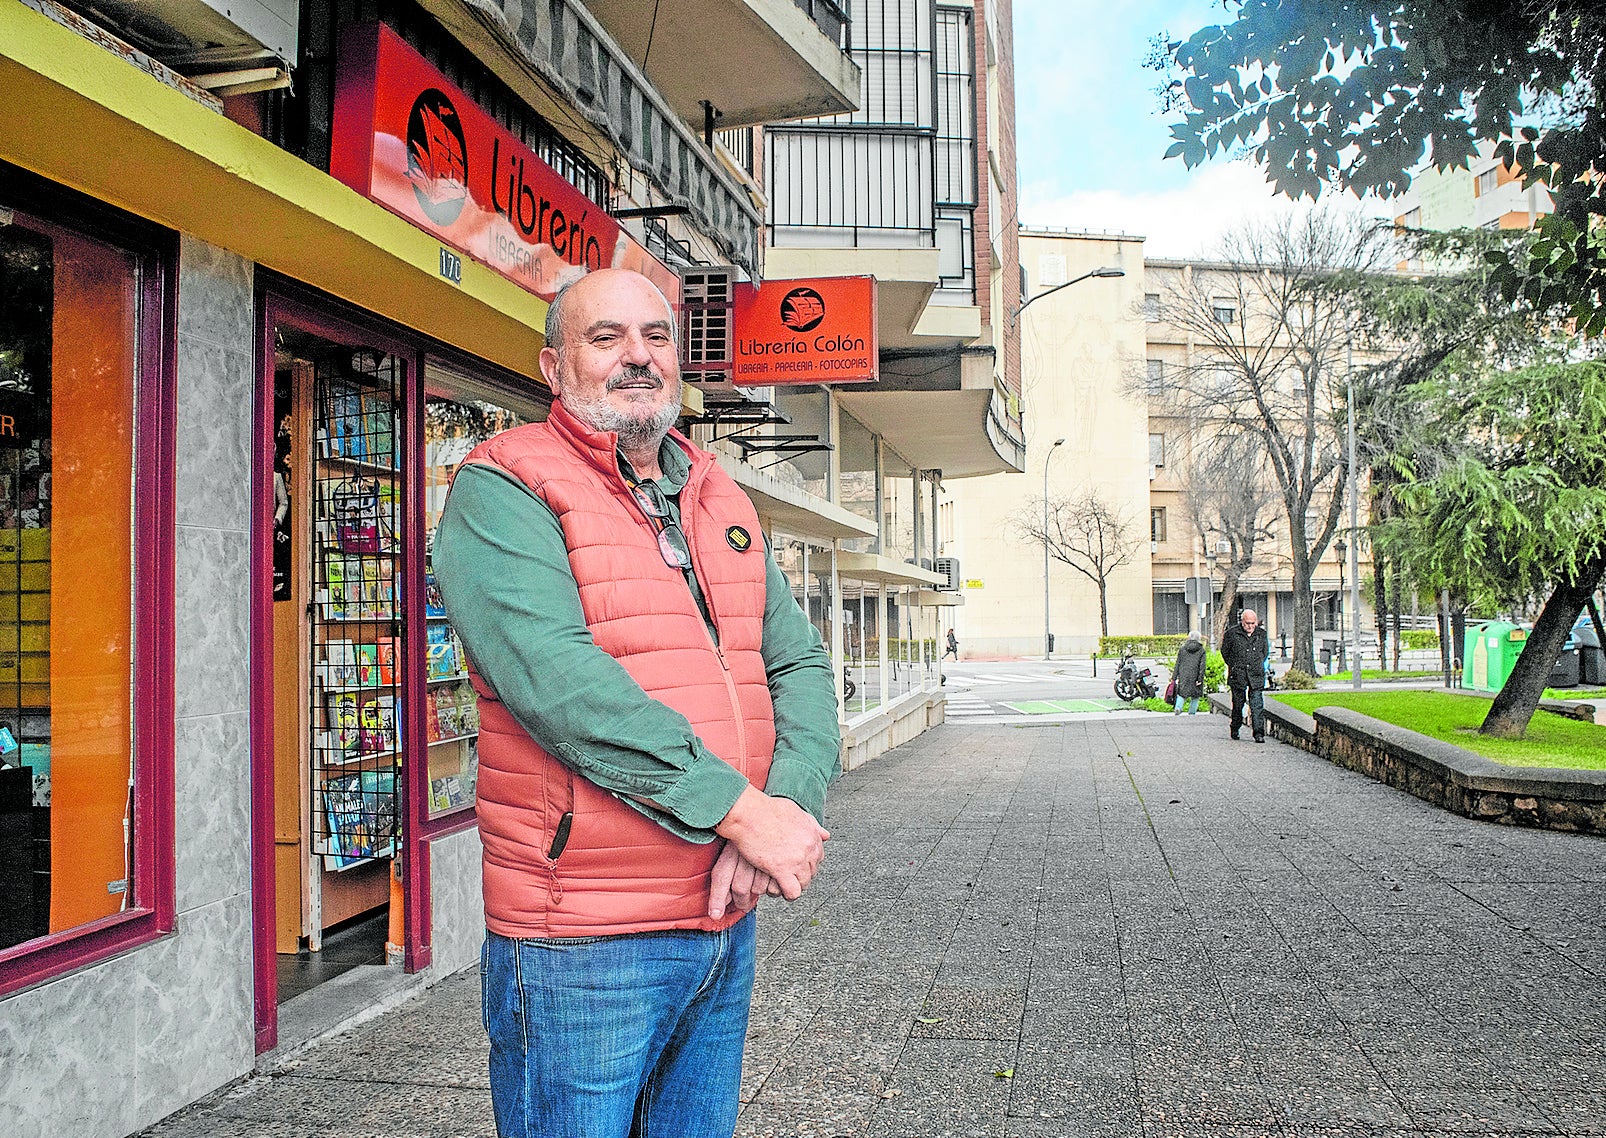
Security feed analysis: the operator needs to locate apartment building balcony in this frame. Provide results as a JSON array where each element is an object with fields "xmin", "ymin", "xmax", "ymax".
[
  {"xmin": 583, "ymin": 0, "xmax": 859, "ymax": 127},
  {"xmin": 765, "ymin": 123, "xmax": 1019, "ymax": 478}
]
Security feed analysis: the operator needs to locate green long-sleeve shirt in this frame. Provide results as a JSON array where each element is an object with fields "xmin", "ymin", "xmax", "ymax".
[{"xmin": 431, "ymin": 440, "xmax": 840, "ymax": 843}]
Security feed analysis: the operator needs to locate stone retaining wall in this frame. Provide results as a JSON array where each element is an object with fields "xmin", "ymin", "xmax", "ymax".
[{"xmin": 1210, "ymin": 693, "xmax": 1606, "ymax": 836}]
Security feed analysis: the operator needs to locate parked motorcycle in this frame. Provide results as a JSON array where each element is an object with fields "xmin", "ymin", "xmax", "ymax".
[{"xmin": 1113, "ymin": 650, "xmax": 1159, "ymax": 702}]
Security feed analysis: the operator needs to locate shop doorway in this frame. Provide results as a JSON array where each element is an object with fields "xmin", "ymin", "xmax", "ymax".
[{"xmin": 254, "ymin": 299, "xmax": 413, "ymax": 1050}]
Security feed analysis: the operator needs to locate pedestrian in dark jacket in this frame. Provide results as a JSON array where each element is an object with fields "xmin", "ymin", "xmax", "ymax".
[
  {"xmin": 1172, "ymin": 631, "xmax": 1207, "ymax": 715},
  {"xmin": 1221, "ymin": 609, "xmax": 1271, "ymax": 741}
]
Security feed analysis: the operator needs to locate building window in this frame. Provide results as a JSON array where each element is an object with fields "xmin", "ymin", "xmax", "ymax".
[
  {"xmin": 1150, "ymin": 507, "xmax": 1167, "ymax": 543},
  {"xmin": 421, "ymin": 369, "xmax": 547, "ymax": 821},
  {"xmin": 1146, "ymin": 359, "xmax": 1164, "ymax": 394},
  {"xmin": 1212, "ymin": 299, "xmax": 1237, "ymax": 325},
  {"xmin": 1475, "ymin": 168, "xmax": 1499, "ymax": 197},
  {"xmin": 1153, "ymin": 591, "xmax": 1188, "ymax": 635},
  {"xmin": 1144, "ymin": 292, "xmax": 1160, "ymax": 322},
  {"xmin": 1399, "ymin": 206, "xmax": 1422, "ymax": 229},
  {"xmin": 1149, "ymin": 432, "xmax": 1166, "ymax": 468},
  {"xmin": 0, "ymin": 176, "xmax": 173, "ymax": 992}
]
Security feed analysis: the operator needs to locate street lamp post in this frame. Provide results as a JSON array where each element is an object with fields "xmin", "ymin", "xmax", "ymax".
[
  {"xmin": 1043, "ymin": 438, "xmax": 1065, "ymax": 659},
  {"xmin": 1346, "ymin": 345, "xmax": 1364, "ymax": 691},
  {"xmin": 1015, "ymin": 266, "xmax": 1123, "ymax": 663},
  {"xmin": 1012, "ymin": 266, "xmax": 1125, "ymax": 325},
  {"xmin": 1335, "ymin": 539, "xmax": 1347, "ymax": 676}
]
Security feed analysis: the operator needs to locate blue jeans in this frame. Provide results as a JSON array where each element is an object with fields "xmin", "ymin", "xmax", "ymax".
[
  {"xmin": 1173, "ymin": 695, "xmax": 1200, "ymax": 714},
  {"xmin": 482, "ymin": 912, "xmax": 756, "ymax": 1138}
]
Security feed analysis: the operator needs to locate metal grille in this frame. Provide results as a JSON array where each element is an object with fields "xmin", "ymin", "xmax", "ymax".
[
  {"xmin": 716, "ymin": 127, "xmax": 755, "ymax": 176},
  {"xmin": 309, "ymin": 348, "xmax": 405, "ymax": 870},
  {"xmin": 680, "ymin": 268, "xmax": 734, "ymax": 370},
  {"xmin": 934, "ymin": 7, "xmax": 976, "ymax": 208},
  {"xmin": 766, "ymin": 128, "xmax": 935, "ymax": 243},
  {"xmin": 827, "ymin": 0, "xmax": 935, "ymax": 129}
]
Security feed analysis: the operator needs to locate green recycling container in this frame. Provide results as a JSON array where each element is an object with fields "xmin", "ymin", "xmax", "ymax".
[{"xmin": 1464, "ymin": 621, "xmax": 1527, "ymax": 692}]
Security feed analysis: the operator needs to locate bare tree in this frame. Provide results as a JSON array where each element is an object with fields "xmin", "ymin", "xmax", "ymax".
[
  {"xmin": 1011, "ymin": 490, "xmax": 1142, "ymax": 637},
  {"xmin": 1179, "ymin": 431, "xmax": 1279, "ymax": 647},
  {"xmin": 1144, "ymin": 210, "xmax": 1388, "ymax": 673}
]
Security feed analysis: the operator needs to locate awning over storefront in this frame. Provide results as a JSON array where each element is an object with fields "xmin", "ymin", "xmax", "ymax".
[
  {"xmin": 836, "ymin": 553, "xmax": 948, "ymax": 588},
  {"xmin": 0, "ymin": 1, "xmax": 551, "ymax": 381},
  {"xmin": 717, "ymin": 456, "xmax": 875, "ymax": 542},
  {"xmin": 910, "ymin": 590, "xmax": 963, "ymax": 608}
]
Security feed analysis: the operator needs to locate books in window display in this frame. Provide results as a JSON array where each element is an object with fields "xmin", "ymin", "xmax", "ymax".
[
  {"xmin": 424, "ymin": 571, "xmax": 446, "ymax": 618},
  {"xmin": 318, "ymin": 382, "xmax": 398, "ymax": 470},
  {"xmin": 319, "ymin": 555, "xmax": 395, "ymax": 622},
  {"xmin": 320, "ymin": 380, "xmax": 368, "ymax": 462},
  {"xmin": 429, "ymin": 773, "xmax": 470, "ymax": 812},
  {"xmin": 323, "ymin": 691, "xmax": 399, "ymax": 758},
  {"xmin": 320, "ymin": 477, "xmax": 398, "ymax": 555},
  {"xmin": 426, "ymin": 624, "xmax": 460, "ymax": 680},
  {"xmin": 322, "ymin": 767, "xmax": 397, "ymax": 869}
]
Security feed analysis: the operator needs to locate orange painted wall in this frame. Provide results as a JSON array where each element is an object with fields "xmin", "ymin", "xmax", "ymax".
[{"xmin": 46, "ymin": 232, "xmax": 137, "ymax": 932}]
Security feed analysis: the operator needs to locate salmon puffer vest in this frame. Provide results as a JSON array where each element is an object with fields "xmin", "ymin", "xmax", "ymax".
[{"xmin": 457, "ymin": 400, "xmax": 776, "ymax": 937}]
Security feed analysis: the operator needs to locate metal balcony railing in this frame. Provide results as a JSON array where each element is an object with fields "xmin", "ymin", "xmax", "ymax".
[{"xmin": 766, "ymin": 126, "xmax": 935, "ymax": 246}]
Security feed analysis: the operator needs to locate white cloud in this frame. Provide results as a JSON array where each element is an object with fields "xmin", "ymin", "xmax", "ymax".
[{"xmin": 1019, "ymin": 161, "xmax": 1390, "ymax": 259}]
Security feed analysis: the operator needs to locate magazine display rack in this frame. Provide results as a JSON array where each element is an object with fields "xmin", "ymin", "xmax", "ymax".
[
  {"xmin": 423, "ymin": 569, "xmax": 477, "ymax": 813},
  {"xmin": 309, "ymin": 352, "xmax": 404, "ymax": 870}
]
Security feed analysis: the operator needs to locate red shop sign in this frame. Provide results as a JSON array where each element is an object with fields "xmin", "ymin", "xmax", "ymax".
[
  {"xmin": 331, "ymin": 23, "xmax": 678, "ymax": 305},
  {"xmin": 733, "ymin": 276, "xmax": 878, "ymax": 385}
]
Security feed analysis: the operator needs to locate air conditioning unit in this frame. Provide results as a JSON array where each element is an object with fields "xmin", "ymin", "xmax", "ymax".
[
  {"xmin": 679, "ymin": 267, "xmax": 734, "ymax": 373},
  {"xmin": 934, "ymin": 557, "xmax": 961, "ymax": 591}
]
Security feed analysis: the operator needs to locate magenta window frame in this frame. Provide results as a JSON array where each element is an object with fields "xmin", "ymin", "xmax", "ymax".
[{"xmin": 0, "ymin": 178, "xmax": 178, "ymax": 1000}]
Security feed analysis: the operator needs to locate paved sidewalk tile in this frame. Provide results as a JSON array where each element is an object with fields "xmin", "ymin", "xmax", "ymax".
[{"xmin": 142, "ymin": 716, "xmax": 1605, "ymax": 1138}]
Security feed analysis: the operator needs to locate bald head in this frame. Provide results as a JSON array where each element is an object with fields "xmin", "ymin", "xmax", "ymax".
[
  {"xmin": 538, "ymin": 269, "xmax": 684, "ymax": 456},
  {"xmin": 544, "ymin": 268, "xmax": 677, "ymax": 359}
]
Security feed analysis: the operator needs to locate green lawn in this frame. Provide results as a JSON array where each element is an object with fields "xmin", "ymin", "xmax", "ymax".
[
  {"xmin": 1320, "ymin": 668, "xmax": 1440, "ymax": 683},
  {"xmin": 1269, "ymin": 690, "xmax": 1606, "ymax": 770}
]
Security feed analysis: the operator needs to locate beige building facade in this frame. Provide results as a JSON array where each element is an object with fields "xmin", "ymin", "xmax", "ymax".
[{"xmin": 947, "ymin": 229, "xmax": 1371, "ymax": 662}]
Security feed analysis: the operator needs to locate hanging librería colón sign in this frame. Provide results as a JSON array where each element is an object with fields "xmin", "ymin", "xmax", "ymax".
[{"xmin": 733, "ymin": 276, "xmax": 879, "ymax": 385}]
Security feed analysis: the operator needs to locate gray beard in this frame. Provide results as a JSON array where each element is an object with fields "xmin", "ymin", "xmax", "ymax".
[{"xmin": 565, "ymin": 377, "xmax": 683, "ymax": 453}]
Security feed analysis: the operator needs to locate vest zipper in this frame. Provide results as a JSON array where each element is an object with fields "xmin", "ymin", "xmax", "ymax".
[{"xmin": 709, "ymin": 636, "xmax": 749, "ymax": 771}]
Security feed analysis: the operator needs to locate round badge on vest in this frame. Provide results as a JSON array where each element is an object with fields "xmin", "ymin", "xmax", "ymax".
[{"xmin": 726, "ymin": 525, "xmax": 752, "ymax": 552}]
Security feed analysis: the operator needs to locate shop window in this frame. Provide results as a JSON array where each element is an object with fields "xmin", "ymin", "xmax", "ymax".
[
  {"xmin": 838, "ymin": 412, "xmax": 877, "ymax": 553},
  {"xmin": 422, "ymin": 364, "xmax": 546, "ymax": 822},
  {"xmin": 0, "ymin": 190, "xmax": 172, "ymax": 988}
]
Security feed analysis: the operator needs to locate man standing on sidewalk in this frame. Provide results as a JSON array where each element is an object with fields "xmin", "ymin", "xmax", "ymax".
[
  {"xmin": 1222, "ymin": 608, "xmax": 1271, "ymax": 742},
  {"xmin": 433, "ymin": 268, "xmax": 841, "ymax": 1138}
]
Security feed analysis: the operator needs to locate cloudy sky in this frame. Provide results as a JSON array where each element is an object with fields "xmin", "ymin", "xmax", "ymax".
[{"xmin": 1011, "ymin": 0, "xmax": 1388, "ymax": 257}]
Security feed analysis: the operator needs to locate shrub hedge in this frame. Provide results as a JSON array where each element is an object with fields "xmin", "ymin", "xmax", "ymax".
[
  {"xmin": 1399, "ymin": 629, "xmax": 1440, "ymax": 651},
  {"xmin": 1098, "ymin": 635, "xmax": 1189, "ymax": 659}
]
